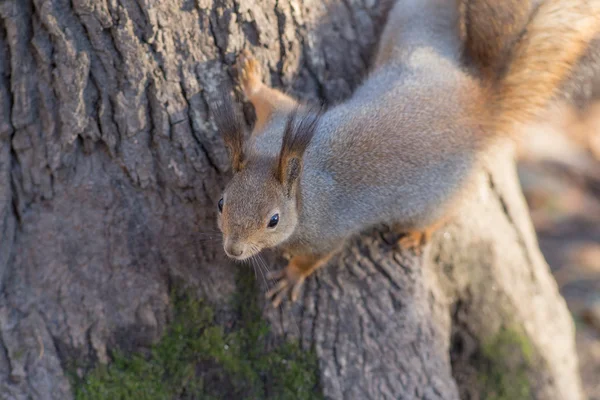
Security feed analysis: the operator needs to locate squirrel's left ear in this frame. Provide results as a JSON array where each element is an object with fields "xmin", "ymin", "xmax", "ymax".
[
  {"xmin": 277, "ymin": 106, "xmax": 322, "ymax": 195},
  {"xmin": 213, "ymin": 96, "xmax": 247, "ymax": 172}
]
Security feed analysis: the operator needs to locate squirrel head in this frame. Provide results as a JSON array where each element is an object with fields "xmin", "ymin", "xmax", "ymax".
[{"xmin": 214, "ymin": 101, "xmax": 321, "ymax": 260}]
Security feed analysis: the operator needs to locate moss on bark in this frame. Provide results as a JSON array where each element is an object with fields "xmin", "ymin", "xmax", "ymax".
[{"xmin": 72, "ymin": 269, "xmax": 322, "ymax": 400}]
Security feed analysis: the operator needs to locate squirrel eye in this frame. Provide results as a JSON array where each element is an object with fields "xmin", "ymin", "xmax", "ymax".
[
  {"xmin": 267, "ymin": 213, "xmax": 279, "ymax": 228},
  {"xmin": 218, "ymin": 198, "xmax": 224, "ymax": 213}
]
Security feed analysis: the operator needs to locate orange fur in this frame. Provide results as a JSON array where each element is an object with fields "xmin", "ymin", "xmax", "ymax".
[
  {"xmin": 485, "ymin": 0, "xmax": 600, "ymax": 136},
  {"xmin": 460, "ymin": 0, "xmax": 534, "ymax": 80},
  {"xmin": 236, "ymin": 50, "xmax": 297, "ymax": 132}
]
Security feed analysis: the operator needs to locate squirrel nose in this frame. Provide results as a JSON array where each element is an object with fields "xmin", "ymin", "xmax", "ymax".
[{"xmin": 224, "ymin": 240, "xmax": 246, "ymax": 259}]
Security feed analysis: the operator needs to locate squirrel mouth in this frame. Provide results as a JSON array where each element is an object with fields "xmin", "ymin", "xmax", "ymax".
[
  {"xmin": 226, "ymin": 252, "xmax": 251, "ymax": 261},
  {"xmin": 224, "ymin": 243, "xmax": 261, "ymax": 260}
]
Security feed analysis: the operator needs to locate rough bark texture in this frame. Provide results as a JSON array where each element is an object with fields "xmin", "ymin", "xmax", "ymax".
[{"xmin": 0, "ymin": 0, "xmax": 587, "ymax": 399}]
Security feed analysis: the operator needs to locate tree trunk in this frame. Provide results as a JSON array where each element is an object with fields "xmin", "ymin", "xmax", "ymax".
[{"xmin": 0, "ymin": 0, "xmax": 586, "ymax": 399}]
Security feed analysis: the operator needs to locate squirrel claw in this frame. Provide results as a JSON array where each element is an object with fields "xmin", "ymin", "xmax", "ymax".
[
  {"xmin": 236, "ymin": 49, "xmax": 262, "ymax": 96},
  {"xmin": 265, "ymin": 268, "xmax": 306, "ymax": 307},
  {"xmin": 398, "ymin": 231, "xmax": 425, "ymax": 255},
  {"xmin": 266, "ymin": 269, "xmax": 286, "ymax": 280}
]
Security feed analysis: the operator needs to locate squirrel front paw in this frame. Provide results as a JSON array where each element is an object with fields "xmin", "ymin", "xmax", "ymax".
[
  {"xmin": 265, "ymin": 265, "xmax": 307, "ymax": 308},
  {"xmin": 236, "ymin": 49, "xmax": 263, "ymax": 97}
]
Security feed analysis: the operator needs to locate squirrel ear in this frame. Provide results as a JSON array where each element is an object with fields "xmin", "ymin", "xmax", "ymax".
[
  {"xmin": 213, "ymin": 96, "xmax": 246, "ymax": 172},
  {"xmin": 277, "ymin": 106, "xmax": 321, "ymax": 194}
]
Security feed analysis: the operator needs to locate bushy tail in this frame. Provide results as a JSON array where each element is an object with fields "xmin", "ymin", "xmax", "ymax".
[
  {"xmin": 460, "ymin": 0, "xmax": 535, "ymax": 80},
  {"xmin": 486, "ymin": 0, "xmax": 600, "ymax": 135}
]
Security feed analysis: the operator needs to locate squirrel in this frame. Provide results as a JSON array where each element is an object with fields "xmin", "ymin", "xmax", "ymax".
[{"xmin": 214, "ymin": 0, "xmax": 600, "ymax": 307}]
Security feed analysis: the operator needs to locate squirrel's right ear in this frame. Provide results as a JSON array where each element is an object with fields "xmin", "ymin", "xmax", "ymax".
[
  {"xmin": 213, "ymin": 96, "xmax": 246, "ymax": 172},
  {"xmin": 277, "ymin": 106, "xmax": 322, "ymax": 195}
]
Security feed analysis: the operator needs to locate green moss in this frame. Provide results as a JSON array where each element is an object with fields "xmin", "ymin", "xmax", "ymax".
[
  {"xmin": 73, "ymin": 269, "xmax": 322, "ymax": 400},
  {"xmin": 477, "ymin": 327, "xmax": 535, "ymax": 400}
]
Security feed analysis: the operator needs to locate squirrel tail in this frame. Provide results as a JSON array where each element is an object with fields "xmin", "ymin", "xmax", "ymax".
[{"xmin": 484, "ymin": 0, "xmax": 600, "ymax": 137}]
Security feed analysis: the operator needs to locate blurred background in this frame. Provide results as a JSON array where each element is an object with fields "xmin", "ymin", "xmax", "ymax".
[{"xmin": 517, "ymin": 102, "xmax": 600, "ymax": 399}]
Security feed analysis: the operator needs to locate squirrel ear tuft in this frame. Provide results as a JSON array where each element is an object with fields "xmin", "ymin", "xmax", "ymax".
[
  {"xmin": 277, "ymin": 105, "xmax": 322, "ymax": 193},
  {"xmin": 213, "ymin": 95, "xmax": 246, "ymax": 172}
]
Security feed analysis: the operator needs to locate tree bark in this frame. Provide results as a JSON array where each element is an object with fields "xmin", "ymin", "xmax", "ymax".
[{"xmin": 0, "ymin": 0, "xmax": 586, "ymax": 399}]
